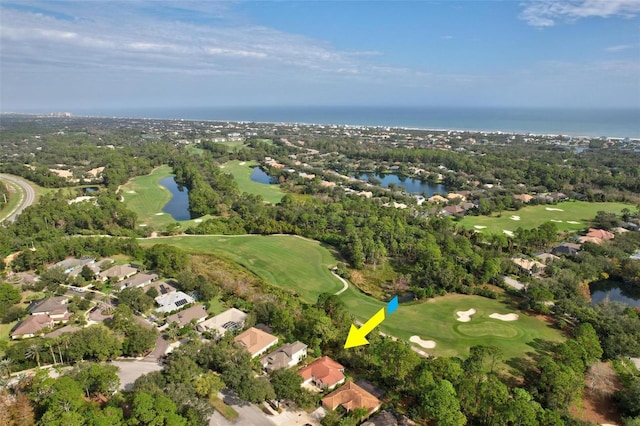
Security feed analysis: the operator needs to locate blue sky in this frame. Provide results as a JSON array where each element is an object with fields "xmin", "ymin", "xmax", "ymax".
[{"xmin": 1, "ymin": 0, "xmax": 639, "ymax": 111}]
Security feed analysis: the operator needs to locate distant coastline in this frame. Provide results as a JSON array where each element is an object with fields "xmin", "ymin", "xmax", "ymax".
[{"xmin": 6, "ymin": 106, "xmax": 640, "ymax": 139}]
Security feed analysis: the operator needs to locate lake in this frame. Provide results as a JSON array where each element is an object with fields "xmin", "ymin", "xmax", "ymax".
[
  {"xmin": 590, "ymin": 279, "xmax": 640, "ymax": 308},
  {"xmin": 355, "ymin": 173, "xmax": 448, "ymax": 196},
  {"xmin": 159, "ymin": 176, "xmax": 191, "ymax": 221},
  {"xmin": 250, "ymin": 167, "xmax": 277, "ymax": 184}
]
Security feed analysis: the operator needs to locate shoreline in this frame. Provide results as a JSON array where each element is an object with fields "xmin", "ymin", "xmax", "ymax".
[{"xmin": 2, "ymin": 110, "xmax": 639, "ymax": 140}]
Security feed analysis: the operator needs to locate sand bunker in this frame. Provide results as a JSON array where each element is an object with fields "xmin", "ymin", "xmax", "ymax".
[
  {"xmin": 126, "ymin": 190, "xmax": 136, "ymax": 194},
  {"xmin": 510, "ymin": 215, "xmax": 521, "ymax": 221},
  {"xmin": 545, "ymin": 207, "xmax": 564, "ymax": 211},
  {"xmin": 154, "ymin": 213, "xmax": 165, "ymax": 216},
  {"xmin": 550, "ymin": 219, "xmax": 563, "ymax": 222},
  {"xmin": 194, "ymin": 219, "xmax": 202, "ymax": 223},
  {"xmin": 503, "ymin": 230, "xmax": 514, "ymax": 237},
  {"xmin": 139, "ymin": 224, "xmax": 147, "ymax": 227},
  {"xmin": 239, "ymin": 161, "xmax": 246, "ymax": 165},
  {"xmin": 489, "ymin": 313, "xmax": 519, "ymax": 321},
  {"xmin": 410, "ymin": 336, "xmax": 437, "ymax": 349},
  {"xmin": 456, "ymin": 308, "xmax": 476, "ymax": 322},
  {"xmin": 474, "ymin": 225, "xmax": 487, "ymax": 229},
  {"xmin": 567, "ymin": 221, "xmax": 580, "ymax": 224}
]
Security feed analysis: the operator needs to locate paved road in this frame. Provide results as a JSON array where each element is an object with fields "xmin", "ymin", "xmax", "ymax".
[
  {"xmin": 0, "ymin": 173, "xmax": 36, "ymax": 223},
  {"xmin": 111, "ymin": 360, "xmax": 164, "ymax": 391}
]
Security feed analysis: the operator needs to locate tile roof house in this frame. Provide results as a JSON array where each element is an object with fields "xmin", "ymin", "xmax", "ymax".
[
  {"xmin": 586, "ymin": 228, "xmax": 615, "ymax": 241},
  {"xmin": 298, "ymin": 356, "xmax": 345, "ymax": 390},
  {"xmin": 362, "ymin": 410, "xmax": 416, "ymax": 426},
  {"xmin": 11, "ymin": 315, "xmax": 55, "ymax": 339},
  {"xmin": 441, "ymin": 205, "xmax": 465, "ymax": 216},
  {"xmin": 234, "ymin": 327, "xmax": 279, "ymax": 358},
  {"xmin": 28, "ymin": 296, "xmax": 70, "ymax": 321},
  {"xmin": 322, "ymin": 381, "xmax": 382, "ymax": 415},
  {"xmin": 155, "ymin": 291, "xmax": 195, "ymax": 313},
  {"xmin": 511, "ymin": 257, "xmax": 546, "ymax": 275},
  {"xmin": 114, "ymin": 273, "xmax": 158, "ymax": 291},
  {"xmin": 427, "ymin": 194, "xmax": 448, "ymax": 204},
  {"xmin": 165, "ymin": 304, "xmax": 208, "ymax": 327},
  {"xmin": 196, "ymin": 308, "xmax": 247, "ymax": 336},
  {"xmin": 97, "ymin": 264, "xmax": 138, "ymax": 282},
  {"xmin": 260, "ymin": 341, "xmax": 308, "ymax": 372},
  {"xmin": 514, "ymin": 194, "xmax": 534, "ymax": 203}
]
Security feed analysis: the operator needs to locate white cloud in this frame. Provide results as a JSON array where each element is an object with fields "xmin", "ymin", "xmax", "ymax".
[
  {"xmin": 605, "ymin": 43, "xmax": 638, "ymax": 52},
  {"xmin": 520, "ymin": 0, "xmax": 640, "ymax": 27}
]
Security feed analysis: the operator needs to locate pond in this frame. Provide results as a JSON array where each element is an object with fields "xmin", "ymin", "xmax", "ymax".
[
  {"xmin": 250, "ymin": 166, "xmax": 277, "ymax": 184},
  {"xmin": 159, "ymin": 176, "xmax": 191, "ymax": 221},
  {"xmin": 355, "ymin": 173, "xmax": 448, "ymax": 196},
  {"xmin": 590, "ymin": 279, "xmax": 640, "ymax": 308}
]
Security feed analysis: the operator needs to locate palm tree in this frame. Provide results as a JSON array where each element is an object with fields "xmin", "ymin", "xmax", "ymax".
[
  {"xmin": 44, "ymin": 340, "xmax": 57, "ymax": 365},
  {"xmin": 26, "ymin": 344, "xmax": 41, "ymax": 368},
  {"xmin": 0, "ymin": 358, "xmax": 12, "ymax": 378},
  {"xmin": 164, "ymin": 321, "xmax": 181, "ymax": 342},
  {"xmin": 54, "ymin": 336, "xmax": 65, "ymax": 365}
]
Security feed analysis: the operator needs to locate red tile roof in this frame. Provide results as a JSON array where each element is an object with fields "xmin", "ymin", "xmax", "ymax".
[
  {"xmin": 322, "ymin": 381, "xmax": 381, "ymax": 413},
  {"xmin": 298, "ymin": 356, "xmax": 345, "ymax": 388}
]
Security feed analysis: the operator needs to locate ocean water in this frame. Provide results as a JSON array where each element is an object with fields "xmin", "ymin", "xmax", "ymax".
[{"xmin": 79, "ymin": 106, "xmax": 640, "ymax": 139}]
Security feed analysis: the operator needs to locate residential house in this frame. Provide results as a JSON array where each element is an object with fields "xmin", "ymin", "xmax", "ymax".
[
  {"xmin": 143, "ymin": 281, "xmax": 177, "ymax": 297},
  {"xmin": 586, "ymin": 228, "xmax": 615, "ymax": 241},
  {"xmin": 322, "ymin": 381, "xmax": 382, "ymax": 415},
  {"xmin": 44, "ymin": 325, "xmax": 81, "ymax": 339},
  {"xmin": 50, "ymin": 257, "xmax": 95, "ymax": 274},
  {"xmin": 511, "ymin": 257, "xmax": 546, "ymax": 276},
  {"xmin": 447, "ymin": 192, "xmax": 466, "ymax": 202},
  {"xmin": 155, "ymin": 291, "xmax": 195, "ymax": 313},
  {"xmin": 28, "ymin": 296, "xmax": 71, "ymax": 321},
  {"xmin": 114, "ymin": 273, "xmax": 158, "ymax": 291},
  {"xmin": 196, "ymin": 308, "xmax": 247, "ymax": 336},
  {"xmin": 441, "ymin": 205, "xmax": 465, "ymax": 216},
  {"xmin": 234, "ymin": 327, "xmax": 279, "ymax": 358},
  {"xmin": 11, "ymin": 315, "xmax": 55, "ymax": 339},
  {"xmin": 535, "ymin": 253, "xmax": 559, "ymax": 264},
  {"xmin": 428, "ymin": 194, "xmax": 448, "ymax": 204},
  {"xmin": 298, "ymin": 356, "xmax": 345, "ymax": 390},
  {"xmin": 577, "ymin": 236, "xmax": 606, "ymax": 245},
  {"xmin": 165, "ymin": 304, "xmax": 208, "ymax": 328},
  {"xmin": 98, "ymin": 264, "xmax": 138, "ymax": 282},
  {"xmin": 551, "ymin": 243, "xmax": 581, "ymax": 257},
  {"xmin": 514, "ymin": 194, "xmax": 534, "ymax": 203},
  {"xmin": 362, "ymin": 410, "xmax": 416, "ymax": 426},
  {"xmin": 260, "ymin": 341, "xmax": 308, "ymax": 372}
]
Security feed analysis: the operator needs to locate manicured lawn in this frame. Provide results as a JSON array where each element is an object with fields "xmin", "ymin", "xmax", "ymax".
[
  {"xmin": 210, "ymin": 396, "xmax": 239, "ymax": 420},
  {"xmin": 147, "ymin": 234, "xmax": 564, "ymax": 360},
  {"xmin": 340, "ymin": 288, "xmax": 564, "ymax": 359},
  {"xmin": 140, "ymin": 235, "xmax": 343, "ymax": 303},
  {"xmin": 205, "ymin": 295, "xmax": 226, "ymax": 316},
  {"xmin": 120, "ymin": 166, "xmax": 212, "ymax": 229},
  {"xmin": 221, "ymin": 160, "xmax": 284, "ymax": 204},
  {"xmin": 0, "ymin": 321, "xmax": 17, "ymax": 354},
  {"xmin": 459, "ymin": 201, "xmax": 634, "ymax": 234}
]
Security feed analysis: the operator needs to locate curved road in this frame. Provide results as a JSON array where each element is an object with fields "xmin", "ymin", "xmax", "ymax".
[{"xmin": 0, "ymin": 174, "xmax": 36, "ymax": 223}]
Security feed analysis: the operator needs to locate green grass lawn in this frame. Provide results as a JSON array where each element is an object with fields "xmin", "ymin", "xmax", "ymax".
[
  {"xmin": 459, "ymin": 200, "xmax": 634, "ymax": 234},
  {"xmin": 120, "ymin": 166, "xmax": 212, "ymax": 229},
  {"xmin": 340, "ymin": 288, "xmax": 563, "ymax": 359},
  {"xmin": 0, "ymin": 321, "xmax": 18, "ymax": 355},
  {"xmin": 221, "ymin": 160, "xmax": 284, "ymax": 204},
  {"xmin": 147, "ymin": 234, "xmax": 564, "ymax": 359},
  {"xmin": 141, "ymin": 235, "xmax": 342, "ymax": 302}
]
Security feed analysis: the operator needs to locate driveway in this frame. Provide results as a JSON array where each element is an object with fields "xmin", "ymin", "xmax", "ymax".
[
  {"xmin": 209, "ymin": 390, "xmax": 276, "ymax": 426},
  {"xmin": 111, "ymin": 360, "xmax": 164, "ymax": 391}
]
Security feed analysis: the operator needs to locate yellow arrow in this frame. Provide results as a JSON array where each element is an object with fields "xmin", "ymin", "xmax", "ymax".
[{"xmin": 344, "ymin": 307, "xmax": 385, "ymax": 349}]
